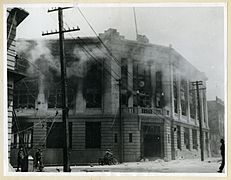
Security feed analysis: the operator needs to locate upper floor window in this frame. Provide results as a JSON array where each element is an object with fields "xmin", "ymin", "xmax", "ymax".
[
  {"xmin": 133, "ymin": 62, "xmax": 151, "ymax": 107},
  {"xmin": 155, "ymin": 71, "xmax": 164, "ymax": 108},
  {"xmin": 121, "ymin": 59, "xmax": 128, "ymax": 106},
  {"xmin": 83, "ymin": 61, "xmax": 103, "ymax": 108},
  {"xmin": 189, "ymin": 84, "xmax": 196, "ymax": 119},
  {"xmin": 173, "ymin": 80, "xmax": 178, "ymax": 114}
]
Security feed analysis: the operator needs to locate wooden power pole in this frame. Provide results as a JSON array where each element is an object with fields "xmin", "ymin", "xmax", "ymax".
[
  {"xmin": 42, "ymin": 7, "xmax": 80, "ymax": 172},
  {"xmin": 191, "ymin": 81, "xmax": 204, "ymax": 161}
]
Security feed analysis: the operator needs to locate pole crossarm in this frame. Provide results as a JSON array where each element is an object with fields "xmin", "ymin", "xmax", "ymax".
[
  {"xmin": 48, "ymin": 7, "xmax": 72, "ymax": 13},
  {"xmin": 42, "ymin": 27, "xmax": 80, "ymax": 36}
]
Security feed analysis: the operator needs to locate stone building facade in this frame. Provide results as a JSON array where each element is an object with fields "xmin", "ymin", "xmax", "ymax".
[
  {"xmin": 10, "ymin": 29, "xmax": 210, "ymax": 166},
  {"xmin": 208, "ymin": 97, "xmax": 224, "ymax": 157}
]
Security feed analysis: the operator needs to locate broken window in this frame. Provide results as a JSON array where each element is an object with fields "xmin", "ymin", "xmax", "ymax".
[
  {"xmin": 13, "ymin": 78, "xmax": 38, "ymax": 109},
  {"xmin": 155, "ymin": 71, "xmax": 164, "ymax": 108},
  {"xmin": 173, "ymin": 80, "xmax": 178, "ymax": 114},
  {"xmin": 83, "ymin": 61, "xmax": 103, "ymax": 108},
  {"xmin": 85, "ymin": 122, "xmax": 101, "ymax": 149},
  {"xmin": 189, "ymin": 84, "xmax": 196, "ymax": 119},
  {"xmin": 121, "ymin": 59, "xmax": 128, "ymax": 106},
  {"xmin": 133, "ymin": 62, "xmax": 151, "ymax": 107}
]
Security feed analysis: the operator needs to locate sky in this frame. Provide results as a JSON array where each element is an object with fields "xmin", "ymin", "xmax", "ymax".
[{"xmin": 13, "ymin": 4, "xmax": 225, "ymax": 101}]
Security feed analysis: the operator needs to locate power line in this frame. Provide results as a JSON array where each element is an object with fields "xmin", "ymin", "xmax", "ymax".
[
  {"xmin": 75, "ymin": 7, "xmax": 134, "ymax": 82},
  {"xmin": 61, "ymin": 16, "xmax": 121, "ymax": 82}
]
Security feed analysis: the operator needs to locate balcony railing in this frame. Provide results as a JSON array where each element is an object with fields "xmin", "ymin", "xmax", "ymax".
[{"xmin": 123, "ymin": 107, "xmax": 170, "ymax": 116}]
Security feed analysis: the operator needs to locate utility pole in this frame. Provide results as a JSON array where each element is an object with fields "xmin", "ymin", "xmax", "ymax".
[
  {"xmin": 42, "ymin": 7, "xmax": 80, "ymax": 172},
  {"xmin": 118, "ymin": 79, "xmax": 124, "ymax": 163},
  {"xmin": 191, "ymin": 81, "xmax": 205, "ymax": 161}
]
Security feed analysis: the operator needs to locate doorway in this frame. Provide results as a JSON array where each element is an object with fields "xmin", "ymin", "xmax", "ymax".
[{"xmin": 143, "ymin": 125, "xmax": 161, "ymax": 157}]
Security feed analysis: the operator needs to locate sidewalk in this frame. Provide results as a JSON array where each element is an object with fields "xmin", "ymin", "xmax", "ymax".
[{"xmin": 43, "ymin": 158, "xmax": 224, "ymax": 173}]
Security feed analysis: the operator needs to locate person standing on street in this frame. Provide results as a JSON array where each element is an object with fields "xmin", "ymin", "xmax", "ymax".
[
  {"xmin": 35, "ymin": 148, "xmax": 43, "ymax": 171},
  {"xmin": 217, "ymin": 139, "xmax": 225, "ymax": 173},
  {"xmin": 16, "ymin": 147, "xmax": 24, "ymax": 172}
]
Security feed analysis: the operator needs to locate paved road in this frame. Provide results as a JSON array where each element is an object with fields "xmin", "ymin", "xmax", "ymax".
[{"xmin": 43, "ymin": 158, "xmax": 225, "ymax": 174}]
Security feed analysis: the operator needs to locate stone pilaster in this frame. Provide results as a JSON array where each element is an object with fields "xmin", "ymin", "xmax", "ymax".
[
  {"xmin": 197, "ymin": 129, "xmax": 200, "ymax": 150},
  {"xmin": 186, "ymin": 80, "xmax": 191, "ymax": 122},
  {"xmin": 164, "ymin": 121, "xmax": 172, "ymax": 161},
  {"xmin": 127, "ymin": 58, "xmax": 133, "ymax": 108},
  {"xmin": 169, "ymin": 60, "xmax": 174, "ymax": 118},
  {"xmin": 200, "ymin": 91, "xmax": 205, "ymax": 128},
  {"xmin": 177, "ymin": 73, "xmax": 181, "ymax": 120},
  {"xmin": 189, "ymin": 128, "xmax": 193, "ymax": 151},
  {"xmin": 203, "ymin": 90, "xmax": 209, "ymax": 128},
  {"xmin": 180, "ymin": 126, "xmax": 185, "ymax": 150}
]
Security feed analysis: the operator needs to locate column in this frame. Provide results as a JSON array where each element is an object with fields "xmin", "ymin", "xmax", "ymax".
[
  {"xmin": 171, "ymin": 125, "xmax": 177, "ymax": 160},
  {"xmin": 197, "ymin": 129, "xmax": 200, "ymax": 150},
  {"xmin": 186, "ymin": 80, "xmax": 191, "ymax": 122},
  {"xmin": 180, "ymin": 126, "xmax": 185, "ymax": 150},
  {"xmin": 207, "ymin": 132, "xmax": 211, "ymax": 157},
  {"xmin": 200, "ymin": 91, "xmax": 205, "ymax": 128},
  {"xmin": 203, "ymin": 131, "xmax": 206, "ymax": 157},
  {"xmin": 170, "ymin": 60, "xmax": 174, "ymax": 118},
  {"xmin": 164, "ymin": 121, "xmax": 172, "ymax": 161},
  {"xmin": 189, "ymin": 128, "xmax": 193, "ymax": 151},
  {"xmin": 150, "ymin": 65, "xmax": 156, "ymax": 108},
  {"xmin": 203, "ymin": 89, "xmax": 209, "ymax": 128},
  {"xmin": 127, "ymin": 58, "xmax": 133, "ymax": 107},
  {"xmin": 177, "ymin": 73, "xmax": 181, "ymax": 120}
]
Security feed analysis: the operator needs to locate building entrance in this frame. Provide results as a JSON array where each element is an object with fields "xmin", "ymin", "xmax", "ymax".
[{"xmin": 143, "ymin": 125, "xmax": 161, "ymax": 157}]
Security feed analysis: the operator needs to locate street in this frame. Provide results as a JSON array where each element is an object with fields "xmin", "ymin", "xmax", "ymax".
[{"xmin": 43, "ymin": 158, "xmax": 224, "ymax": 173}]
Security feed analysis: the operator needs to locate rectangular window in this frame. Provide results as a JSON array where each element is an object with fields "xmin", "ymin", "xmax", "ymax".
[
  {"xmin": 129, "ymin": 133, "xmax": 133, "ymax": 142},
  {"xmin": 192, "ymin": 129, "xmax": 198, "ymax": 149},
  {"xmin": 133, "ymin": 62, "xmax": 151, "ymax": 107},
  {"xmin": 184, "ymin": 127, "xmax": 190, "ymax": 149},
  {"xmin": 155, "ymin": 71, "xmax": 164, "ymax": 108},
  {"xmin": 173, "ymin": 80, "xmax": 178, "ymax": 114},
  {"xmin": 46, "ymin": 122, "xmax": 72, "ymax": 148},
  {"xmin": 11, "ymin": 121, "xmax": 33, "ymax": 149},
  {"xmin": 83, "ymin": 62, "xmax": 103, "ymax": 108},
  {"xmin": 114, "ymin": 133, "xmax": 118, "ymax": 143},
  {"xmin": 14, "ymin": 80, "xmax": 37, "ymax": 109},
  {"xmin": 85, "ymin": 122, "xmax": 101, "ymax": 148},
  {"xmin": 189, "ymin": 85, "xmax": 196, "ymax": 119}
]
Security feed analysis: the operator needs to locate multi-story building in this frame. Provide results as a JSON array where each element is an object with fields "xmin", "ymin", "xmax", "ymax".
[
  {"xmin": 10, "ymin": 28, "xmax": 210, "ymax": 166},
  {"xmin": 7, "ymin": 8, "xmax": 29, "ymax": 165},
  {"xmin": 208, "ymin": 97, "xmax": 224, "ymax": 157}
]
